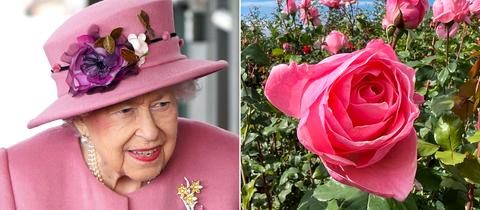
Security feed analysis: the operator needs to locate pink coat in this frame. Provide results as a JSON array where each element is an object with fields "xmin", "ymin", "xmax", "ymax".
[{"xmin": 0, "ymin": 119, "xmax": 239, "ymax": 209}]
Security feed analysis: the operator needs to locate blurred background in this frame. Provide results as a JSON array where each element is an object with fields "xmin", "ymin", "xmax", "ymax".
[{"xmin": 0, "ymin": 0, "xmax": 239, "ymax": 148}]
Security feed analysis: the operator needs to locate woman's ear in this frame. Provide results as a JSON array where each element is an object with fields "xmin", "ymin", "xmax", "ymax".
[{"xmin": 72, "ymin": 116, "xmax": 89, "ymax": 136}]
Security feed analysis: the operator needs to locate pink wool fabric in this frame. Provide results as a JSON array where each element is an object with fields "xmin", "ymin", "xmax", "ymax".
[
  {"xmin": 0, "ymin": 119, "xmax": 239, "ymax": 209},
  {"xmin": 265, "ymin": 40, "xmax": 420, "ymax": 201},
  {"xmin": 28, "ymin": 0, "xmax": 228, "ymax": 129}
]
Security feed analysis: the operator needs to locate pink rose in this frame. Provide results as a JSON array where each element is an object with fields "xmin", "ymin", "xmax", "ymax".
[
  {"xmin": 285, "ymin": 0, "xmax": 298, "ymax": 14},
  {"xmin": 435, "ymin": 22, "xmax": 460, "ymax": 39},
  {"xmin": 433, "ymin": 0, "xmax": 471, "ymax": 23},
  {"xmin": 322, "ymin": 30, "xmax": 348, "ymax": 54},
  {"xmin": 383, "ymin": 0, "xmax": 429, "ymax": 29},
  {"xmin": 300, "ymin": 7, "xmax": 321, "ymax": 25},
  {"xmin": 283, "ymin": 42, "xmax": 292, "ymax": 52},
  {"xmin": 320, "ymin": 0, "xmax": 341, "ymax": 8},
  {"xmin": 299, "ymin": 0, "xmax": 311, "ymax": 9},
  {"xmin": 470, "ymin": 0, "xmax": 480, "ymax": 16},
  {"xmin": 341, "ymin": 0, "xmax": 357, "ymax": 6},
  {"xmin": 265, "ymin": 40, "xmax": 420, "ymax": 201}
]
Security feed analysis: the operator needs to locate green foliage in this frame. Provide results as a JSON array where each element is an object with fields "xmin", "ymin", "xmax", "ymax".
[{"xmin": 241, "ymin": 1, "xmax": 480, "ymax": 209}]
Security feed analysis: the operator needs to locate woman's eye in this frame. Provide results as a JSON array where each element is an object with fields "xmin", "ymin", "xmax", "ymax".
[
  {"xmin": 151, "ymin": 101, "xmax": 170, "ymax": 111},
  {"xmin": 115, "ymin": 107, "xmax": 133, "ymax": 115}
]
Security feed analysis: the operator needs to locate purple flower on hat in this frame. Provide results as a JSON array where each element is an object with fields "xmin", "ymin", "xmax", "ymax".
[{"xmin": 63, "ymin": 25, "xmax": 128, "ymax": 96}]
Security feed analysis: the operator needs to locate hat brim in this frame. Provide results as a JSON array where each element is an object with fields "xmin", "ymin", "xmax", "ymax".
[{"xmin": 27, "ymin": 58, "xmax": 228, "ymax": 129}]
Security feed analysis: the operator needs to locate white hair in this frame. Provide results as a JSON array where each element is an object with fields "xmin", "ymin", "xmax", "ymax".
[{"xmin": 171, "ymin": 79, "xmax": 200, "ymax": 102}]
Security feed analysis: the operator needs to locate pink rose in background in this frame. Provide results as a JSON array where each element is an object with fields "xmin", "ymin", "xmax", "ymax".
[
  {"xmin": 341, "ymin": 0, "xmax": 357, "ymax": 6},
  {"xmin": 299, "ymin": 0, "xmax": 311, "ymax": 9},
  {"xmin": 320, "ymin": 0, "xmax": 341, "ymax": 8},
  {"xmin": 265, "ymin": 40, "xmax": 420, "ymax": 201},
  {"xmin": 435, "ymin": 21, "xmax": 459, "ymax": 38},
  {"xmin": 383, "ymin": 0, "xmax": 429, "ymax": 29},
  {"xmin": 470, "ymin": 0, "xmax": 480, "ymax": 17},
  {"xmin": 432, "ymin": 0, "xmax": 470, "ymax": 23},
  {"xmin": 322, "ymin": 30, "xmax": 348, "ymax": 54},
  {"xmin": 300, "ymin": 7, "xmax": 321, "ymax": 25},
  {"xmin": 283, "ymin": 42, "xmax": 292, "ymax": 52},
  {"xmin": 285, "ymin": 0, "xmax": 298, "ymax": 14},
  {"xmin": 433, "ymin": 0, "xmax": 470, "ymax": 38}
]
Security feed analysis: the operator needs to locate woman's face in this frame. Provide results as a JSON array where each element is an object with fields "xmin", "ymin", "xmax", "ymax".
[{"xmin": 75, "ymin": 88, "xmax": 178, "ymax": 182}]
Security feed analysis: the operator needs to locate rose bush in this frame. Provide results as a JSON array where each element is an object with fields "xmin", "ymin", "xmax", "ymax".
[
  {"xmin": 265, "ymin": 40, "xmax": 420, "ymax": 201},
  {"xmin": 242, "ymin": 0, "xmax": 480, "ymax": 209}
]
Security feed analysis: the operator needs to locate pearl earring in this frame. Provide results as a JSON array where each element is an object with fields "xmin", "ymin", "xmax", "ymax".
[{"xmin": 80, "ymin": 135, "xmax": 104, "ymax": 184}]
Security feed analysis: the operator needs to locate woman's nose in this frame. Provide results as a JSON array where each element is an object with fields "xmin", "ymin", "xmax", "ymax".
[{"xmin": 134, "ymin": 108, "xmax": 159, "ymax": 141}]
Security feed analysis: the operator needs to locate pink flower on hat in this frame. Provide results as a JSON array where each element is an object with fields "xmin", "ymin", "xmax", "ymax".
[
  {"xmin": 128, "ymin": 33, "xmax": 149, "ymax": 67},
  {"xmin": 265, "ymin": 40, "xmax": 420, "ymax": 201},
  {"xmin": 322, "ymin": 30, "xmax": 347, "ymax": 54}
]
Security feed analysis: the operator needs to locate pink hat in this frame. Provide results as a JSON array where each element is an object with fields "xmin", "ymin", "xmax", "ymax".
[{"xmin": 27, "ymin": 0, "xmax": 228, "ymax": 129}]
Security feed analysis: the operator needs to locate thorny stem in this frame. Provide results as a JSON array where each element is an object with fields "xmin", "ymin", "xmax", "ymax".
[
  {"xmin": 446, "ymin": 26, "xmax": 450, "ymax": 68},
  {"xmin": 465, "ymin": 184, "xmax": 475, "ymax": 210},
  {"xmin": 391, "ymin": 27, "xmax": 404, "ymax": 50},
  {"xmin": 456, "ymin": 23, "xmax": 467, "ymax": 62},
  {"xmin": 255, "ymin": 140, "xmax": 272, "ymax": 210}
]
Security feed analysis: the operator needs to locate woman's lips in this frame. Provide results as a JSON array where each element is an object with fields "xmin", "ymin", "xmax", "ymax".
[{"xmin": 127, "ymin": 146, "xmax": 161, "ymax": 162}]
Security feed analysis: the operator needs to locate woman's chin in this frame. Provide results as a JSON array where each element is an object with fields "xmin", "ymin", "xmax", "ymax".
[{"xmin": 124, "ymin": 154, "xmax": 165, "ymax": 181}]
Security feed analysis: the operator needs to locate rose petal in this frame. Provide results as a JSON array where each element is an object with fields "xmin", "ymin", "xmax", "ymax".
[
  {"xmin": 323, "ymin": 129, "xmax": 417, "ymax": 201},
  {"xmin": 264, "ymin": 62, "xmax": 310, "ymax": 118}
]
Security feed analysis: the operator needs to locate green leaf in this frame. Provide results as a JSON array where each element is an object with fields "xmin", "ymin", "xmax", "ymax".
[
  {"xmin": 386, "ymin": 195, "xmax": 418, "ymax": 210},
  {"xmin": 103, "ymin": 35, "xmax": 115, "ymax": 54},
  {"xmin": 313, "ymin": 179, "xmax": 365, "ymax": 202},
  {"xmin": 443, "ymin": 189, "xmax": 467, "ymax": 210},
  {"xmin": 417, "ymin": 140, "xmax": 440, "ymax": 157},
  {"xmin": 243, "ymin": 133, "xmax": 259, "ymax": 146},
  {"xmin": 440, "ymin": 177, "xmax": 467, "ymax": 192},
  {"xmin": 421, "ymin": 55, "xmax": 438, "ymax": 64},
  {"xmin": 290, "ymin": 55, "xmax": 303, "ymax": 63},
  {"xmin": 467, "ymin": 131, "xmax": 480, "ymax": 143},
  {"xmin": 241, "ymin": 175, "xmax": 259, "ymax": 210},
  {"xmin": 297, "ymin": 190, "xmax": 328, "ymax": 210},
  {"xmin": 367, "ymin": 194, "xmax": 390, "ymax": 210},
  {"xmin": 278, "ymin": 182, "xmax": 293, "ymax": 202},
  {"xmin": 272, "ymin": 48, "xmax": 284, "ymax": 57},
  {"xmin": 415, "ymin": 167, "xmax": 442, "ymax": 191},
  {"xmin": 447, "ymin": 62, "xmax": 457, "ymax": 73},
  {"xmin": 434, "ymin": 115, "xmax": 463, "ymax": 151},
  {"xmin": 438, "ymin": 68, "xmax": 449, "ymax": 86},
  {"xmin": 435, "ymin": 151, "xmax": 466, "ymax": 165},
  {"xmin": 326, "ymin": 200, "xmax": 339, "ymax": 210},
  {"xmin": 457, "ymin": 157, "xmax": 480, "ymax": 184},
  {"xmin": 431, "ymin": 95, "xmax": 454, "ymax": 116},
  {"xmin": 279, "ymin": 167, "xmax": 300, "ymax": 185},
  {"xmin": 242, "ymin": 44, "xmax": 269, "ymax": 66}
]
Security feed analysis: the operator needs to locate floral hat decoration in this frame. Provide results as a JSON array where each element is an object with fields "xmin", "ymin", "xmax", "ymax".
[{"xmin": 28, "ymin": 0, "xmax": 228, "ymax": 129}]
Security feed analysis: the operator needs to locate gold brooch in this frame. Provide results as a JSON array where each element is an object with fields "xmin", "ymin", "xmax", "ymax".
[{"xmin": 177, "ymin": 177, "xmax": 203, "ymax": 210}]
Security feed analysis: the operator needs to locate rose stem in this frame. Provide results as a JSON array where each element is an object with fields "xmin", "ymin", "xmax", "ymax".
[
  {"xmin": 465, "ymin": 184, "xmax": 475, "ymax": 210},
  {"xmin": 456, "ymin": 23, "xmax": 467, "ymax": 62},
  {"xmin": 391, "ymin": 27, "xmax": 403, "ymax": 50}
]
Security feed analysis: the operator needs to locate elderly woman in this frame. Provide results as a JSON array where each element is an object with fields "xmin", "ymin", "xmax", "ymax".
[{"xmin": 0, "ymin": 0, "xmax": 238, "ymax": 209}]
